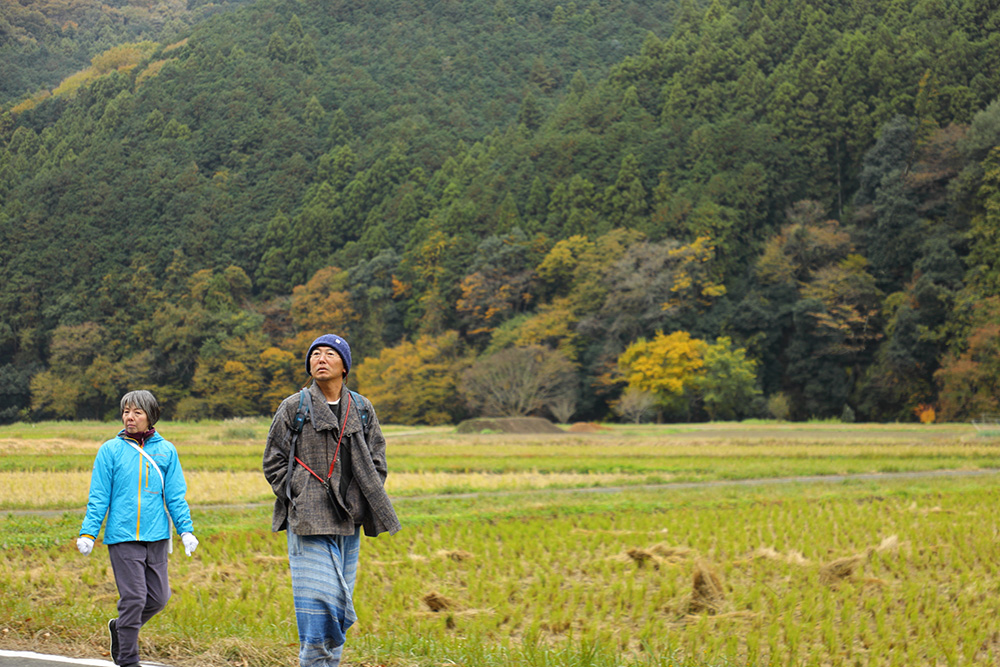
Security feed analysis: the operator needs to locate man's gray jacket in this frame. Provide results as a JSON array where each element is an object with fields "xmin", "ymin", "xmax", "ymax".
[{"xmin": 263, "ymin": 381, "xmax": 401, "ymax": 537}]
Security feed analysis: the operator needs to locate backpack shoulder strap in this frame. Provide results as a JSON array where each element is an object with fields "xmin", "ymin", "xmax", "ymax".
[
  {"xmin": 348, "ymin": 389, "xmax": 372, "ymax": 437},
  {"xmin": 291, "ymin": 388, "xmax": 312, "ymax": 433},
  {"xmin": 284, "ymin": 388, "xmax": 312, "ymax": 500}
]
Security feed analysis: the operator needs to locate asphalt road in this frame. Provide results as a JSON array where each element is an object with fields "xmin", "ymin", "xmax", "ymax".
[{"xmin": 0, "ymin": 651, "xmax": 167, "ymax": 667}]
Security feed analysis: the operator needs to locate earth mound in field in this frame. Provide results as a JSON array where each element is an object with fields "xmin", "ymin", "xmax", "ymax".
[
  {"xmin": 567, "ymin": 422, "xmax": 613, "ymax": 432},
  {"xmin": 455, "ymin": 417, "xmax": 564, "ymax": 434}
]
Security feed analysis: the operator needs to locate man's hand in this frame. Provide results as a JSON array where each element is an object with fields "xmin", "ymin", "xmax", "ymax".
[
  {"xmin": 77, "ymin": 536, "xmax": 94, "ymax": 555},
  {"xmin": 181, "ymin": 532, "xmax": 199, "ymax": 557}
]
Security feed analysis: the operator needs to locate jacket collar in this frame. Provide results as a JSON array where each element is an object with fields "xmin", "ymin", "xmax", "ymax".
[
  {"xmin": 307, "ymin": 381, "xmax": 360, "ymax": 435},
  {"xmin": 118, "ymin": 429, "xmax": 161, "ymax": 447}
]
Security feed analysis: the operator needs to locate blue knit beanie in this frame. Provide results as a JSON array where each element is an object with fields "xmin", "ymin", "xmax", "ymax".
[{"xmin": 306, "ymin": 334, "xmax": 352, "ymax": 377}]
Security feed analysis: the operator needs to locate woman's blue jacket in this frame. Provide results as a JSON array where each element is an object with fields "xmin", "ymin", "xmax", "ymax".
[{"xmin": 80, "ymin": 430, "xmax": 193, "ymax": 545}]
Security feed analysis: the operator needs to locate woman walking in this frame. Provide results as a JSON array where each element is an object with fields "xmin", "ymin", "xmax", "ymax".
[{"xmin": 77, "ymin": 389, "xmax": 198, "ymax": 667}]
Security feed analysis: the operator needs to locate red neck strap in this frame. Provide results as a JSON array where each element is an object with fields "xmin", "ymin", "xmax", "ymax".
[{"xmin": 295, "ymin": 392, "xmax": 352, "ymax": 483}]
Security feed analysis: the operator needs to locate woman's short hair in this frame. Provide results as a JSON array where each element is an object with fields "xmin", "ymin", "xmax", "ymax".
[{"xmin": 120, "ymin": 390, "xmax": 160, "ymax": 427}]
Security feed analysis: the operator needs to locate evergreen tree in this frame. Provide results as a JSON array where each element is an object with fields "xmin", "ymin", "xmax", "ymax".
[
  {"xmin": 267, "ymin": 32, "xmax": 288, "ymax": 62},
  {"xmin": 256, "ymin": 211, "xmax": 294, "ymax": 297},
  {"xmin": 304, "ymin": 96, "xmax": 326, "ymax": 130},
  {"xmin": 517, "ymin": 91, "xmax": 543, "ymax": 130},
  {"xmin": 525, "ymin": 176, "xmax": 548, "ymax": 227},
  {"xmin": 854, "ymin": 115, "xmax": 914, "ymax": 207},
  {"xmin": 603, "ymin": 153, "xmax": 648, "ymax": 229},
  {"xmin": 298, "ymin": 35, "xmax": 320, "ymax": 72},
  {"xmin": 496, "ymin": 192, "xmax": 522, "ymax": 232},
  {"xmin": 327, "ymin": 109, "xmax": 354, "ymax": 147},
  {"xmin": 288, "ymin": 14, "xmax": 305, "ymax": 39}
]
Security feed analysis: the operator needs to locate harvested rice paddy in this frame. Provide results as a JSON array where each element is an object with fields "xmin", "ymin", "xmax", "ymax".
[{"xmin": 1, "ymin": 420, "xmax": 998, "ymax": 666}]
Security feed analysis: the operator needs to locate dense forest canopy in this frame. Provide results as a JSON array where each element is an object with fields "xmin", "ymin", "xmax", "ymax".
[{"xmin": 2, "ymin": 0, "xmax": 1000, "ymax": 425}]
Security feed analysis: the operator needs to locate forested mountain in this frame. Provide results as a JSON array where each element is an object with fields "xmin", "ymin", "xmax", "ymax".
[
  {"xmin": 2, "ymin": 0, "xmax": 1000, "ymax": 425},
  {"xmin": 0, "ymin": 0, "xmax": 257, "ymax": 105}
]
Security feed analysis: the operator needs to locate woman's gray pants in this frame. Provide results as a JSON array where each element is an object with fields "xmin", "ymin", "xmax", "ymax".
[{"xmin": 107, "ymin": 539, "xmax": 171, "ymax": 666}]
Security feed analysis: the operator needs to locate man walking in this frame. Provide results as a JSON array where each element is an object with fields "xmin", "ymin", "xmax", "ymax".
[
  {"xmin": 78, "ymin": 389, "xmax": 198, "ymax": 667},
  {"xmin": 263, "ymin": 334, "xmax": 400, "ymax": 667}
]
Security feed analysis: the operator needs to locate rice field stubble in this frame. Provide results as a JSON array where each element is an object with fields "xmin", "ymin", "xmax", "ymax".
[{"xmin": 1, "ymin": 420, "xmax": 998, "ymax": 666}]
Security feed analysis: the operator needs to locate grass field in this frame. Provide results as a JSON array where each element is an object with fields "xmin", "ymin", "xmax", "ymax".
[{"xmin": 1, "ymin": 419, "xmax": 998, "ymax": 666}]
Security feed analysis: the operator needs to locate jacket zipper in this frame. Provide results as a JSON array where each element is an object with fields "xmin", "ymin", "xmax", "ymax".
[{"xmin": 133, "ymin": 439, "xmax": 143, "ymax": 539}]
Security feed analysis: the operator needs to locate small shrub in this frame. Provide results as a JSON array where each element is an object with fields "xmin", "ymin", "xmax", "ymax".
[
  {"xmin": 840, "ymin": 404, "xmax": 855, "ymax": 423},
  {"xmin": 767, "ymin": 393, "xmax": 791, "ymax": 421},
  {"xmin": 174, "ymin": 397, "xmax": 211, "ymax": 422},
  {"xmin": 223, "ymin": 427, "xmax": 257, "ymax": 440},
  {"xmin": 914, "ymin": 404, "xmax": 936, "ymax": 423}
]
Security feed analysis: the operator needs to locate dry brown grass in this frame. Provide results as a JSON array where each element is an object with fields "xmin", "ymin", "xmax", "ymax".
[
  {"xmin": 0, "ymin": 470, "xmax": 275, "ymax": 508},
  {"xmin": 687, "ymin": 561, "xmax": 726, "ymax": 614},
  {"xmin": 819, "ymin": 554, "xmax": 865, "ymax": 584},
  {"xmin": 421, "ymin": 591, "xmax": 456, "ymax": 612},
  {"xmin": 750, "ymin": 546, "xmax": 810, "ymax": 565},
  {"xmin": 818, "ymin": 535, "xmax": 903, "ymax": 584},
  {"xmin": 0, "ymin": 470, "xmax": 658, "ymax": 509},
  {"xmin": 650, "ymin": 543, "xmax": 694, "ymax": 560},
  {"xmin": 625, "ymin": 547, "xmax": 659, "ymax": 567}
]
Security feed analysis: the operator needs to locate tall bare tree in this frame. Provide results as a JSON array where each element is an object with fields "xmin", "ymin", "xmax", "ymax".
[
  {"xmin": 460, "ymin": 346, "xmax": 577, "ymax": 417},
  {"xmin": 612, "ymin": 386, "xmax": 656, "ymax": 423}
]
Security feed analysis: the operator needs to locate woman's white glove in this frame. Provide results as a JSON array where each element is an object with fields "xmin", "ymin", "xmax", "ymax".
[
  {"xmin": 77, "ymin": 536, "xmax": 94, "ymax": 555},
  {"xmin": 181, "ymin": 532, "xmax": 199, "ymax": 557}
]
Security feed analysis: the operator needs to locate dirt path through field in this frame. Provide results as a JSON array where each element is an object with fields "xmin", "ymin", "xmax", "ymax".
[{"xmin": 391, "ymin": 466, "xmax": 1000, "ymax": 499}]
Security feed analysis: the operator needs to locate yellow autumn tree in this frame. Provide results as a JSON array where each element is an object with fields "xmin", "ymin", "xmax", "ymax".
[
  {"xmin": 354, "ymin": 331, "xmax": 472, "ymax": 425},
  {"xmin": 662, "ymin": 235, "xmax": 727, "ymax": 309},
  {"xmin": 176, "ymin": 334, "xmax": 298, "ymax": 419},
  {"xmin": 29, "ymin": 322, "xmax": 114, "ymax": 420},
  {"xmin": 536, "ymin": 234, "xmax": 594, "ymax": 295},
  {"xmin": 259, "ymin": 346, "xmax": 300, "ymax": 413},
  {"xmin": 91, "ymin": 42, "xmax": 158, "ymax": 75},
  {"xmin": 617, "ymin": 331, "xmax": 708, "ymax": 419},
  {"xmin": 181, "ymin": 334, "xmax": 267, "ymax": 418},
  {"xmin": 289, "ymin": 266, "xmax": 358, "ymax": 352},
  {"xmin": 456, "ymin": 270, "xmax": 519, "ymax": 336},
  {"xmin": 801, "ymin": 254, "xmax": 883, "ymax": 355},
  {"xmin": 30, "ymin": 371, "xmax": 83, "ymax": 420},
  {"xmin": 535, "ymin": 229, "xmax": 644, "ymax": 309},
  {"xmin": 485, "ymin": 297, "xmax": 580, "ymax": 361}
]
